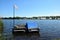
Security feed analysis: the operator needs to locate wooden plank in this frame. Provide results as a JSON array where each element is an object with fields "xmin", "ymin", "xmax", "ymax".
[{"xmin": 14, "ymin": 30, "xmax": 25, "ymax": 32}]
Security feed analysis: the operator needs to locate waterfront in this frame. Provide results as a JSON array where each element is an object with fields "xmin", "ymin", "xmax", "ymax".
[{"xmin": 1, "ymin": 19, "xmax": 60, "ymax": 40}]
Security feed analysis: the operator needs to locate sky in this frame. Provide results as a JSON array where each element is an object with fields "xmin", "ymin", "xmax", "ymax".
[{"xmin": 0, "ymin": 0, "xmax": 60, "ymax": 17}]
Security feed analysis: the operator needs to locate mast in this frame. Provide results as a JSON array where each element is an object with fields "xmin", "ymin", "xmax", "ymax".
[
  {"xmin": 13, "ymin": 5, "xmax": 15, "ymax": 27},
  {"xmin": 13, "ymin": 4, "xmax": 18, "ymax": 27}
]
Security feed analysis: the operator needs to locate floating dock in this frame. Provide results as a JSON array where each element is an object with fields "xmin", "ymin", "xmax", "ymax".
[
  {"xmin": 12, "ymin": 24, "xmax": 28, "ymax": 33},
  {"xmin": 26, "ymin": 22, "xmax": 39, "ymax": 33},
  {"xmin": 12, "ymin": 22, "xmax": 39, "ymax": 34}
]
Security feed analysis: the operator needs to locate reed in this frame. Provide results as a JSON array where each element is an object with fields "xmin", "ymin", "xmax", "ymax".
[
  {"xmin": 0, "ymin": 20, "xmax": 3, "ymax": 33},
  {"xmin": 0, "ymin": 20, "xmax": 4, "ymax": 40}
]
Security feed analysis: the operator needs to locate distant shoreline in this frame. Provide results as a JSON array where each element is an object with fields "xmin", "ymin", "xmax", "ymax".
[
  {"xmin": 1, "ymin": 18, "xmax": 60, "ymax": 20},
  {"xmin": 1, "ymin": 16, "xmax": 60, "ymax": 20}
]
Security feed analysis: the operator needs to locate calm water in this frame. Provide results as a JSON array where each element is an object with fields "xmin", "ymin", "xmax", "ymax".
[{"xmin": 2, "ymin": 19, "xmax": 60, "ymax": 40}]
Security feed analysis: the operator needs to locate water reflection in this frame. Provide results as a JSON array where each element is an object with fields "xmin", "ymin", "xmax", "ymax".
[
  {"xmin": 13, "ymin": 32, "xmax": 40, "ymax": 40},
  {"xmin": 3, "ymin": 33, "xmax": 40, "ymax": 40}
]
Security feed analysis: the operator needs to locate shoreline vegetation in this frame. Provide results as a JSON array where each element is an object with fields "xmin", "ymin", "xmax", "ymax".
[
  {"xmin": 0, "ymin": 20, "xmax": 3, "ymax": 33},
  {"xmin": 0, "ymin": 19, "xmax": 4, "ymax": 40},
  {"xmin": 1, "ymin": 16, "xmax": 60, "ymax": 20}
]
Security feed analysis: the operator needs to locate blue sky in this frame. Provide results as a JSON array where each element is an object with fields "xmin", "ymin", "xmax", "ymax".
[{"xmin": 0, "ymin": 0, "xmax": 60, "ymax": 17}]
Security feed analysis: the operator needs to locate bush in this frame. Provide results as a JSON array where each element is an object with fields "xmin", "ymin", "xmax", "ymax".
[{"xmin": 0, "ymin": 20, "xmax": 3, "ymax": 33}]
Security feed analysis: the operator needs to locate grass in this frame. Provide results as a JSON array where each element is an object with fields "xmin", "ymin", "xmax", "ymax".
[
  {"xmin": 0, "ymin": 20, "xmax": 4, "ymax": 40},
  {"xmin": 0, "ymin": 20, "xmax": 3, "ymax": 27},
  {"xmin": 0, "ymin": 20, "xmax": 3, "ymax": 33}
]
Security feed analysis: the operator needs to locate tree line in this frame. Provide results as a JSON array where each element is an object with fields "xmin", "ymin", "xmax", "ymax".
[{"xmin": 1, "ymin": 16, "xmax": 60, "ymax": 20}]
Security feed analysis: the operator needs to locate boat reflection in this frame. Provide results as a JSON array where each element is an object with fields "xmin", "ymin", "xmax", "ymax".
[{"xmin": 13, "ymin": 32, "xmax": 40, "ymax": 40}]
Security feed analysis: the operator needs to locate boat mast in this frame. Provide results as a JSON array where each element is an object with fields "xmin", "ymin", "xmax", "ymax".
[{"xmin": 13, "ymin": 4, "xmax": 15, "ymax": 27}]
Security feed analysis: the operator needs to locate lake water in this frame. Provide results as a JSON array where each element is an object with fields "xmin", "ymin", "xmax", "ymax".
[{"xmin": 2, "ymin": 19, "xmax": 60, "ymax": 40}]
